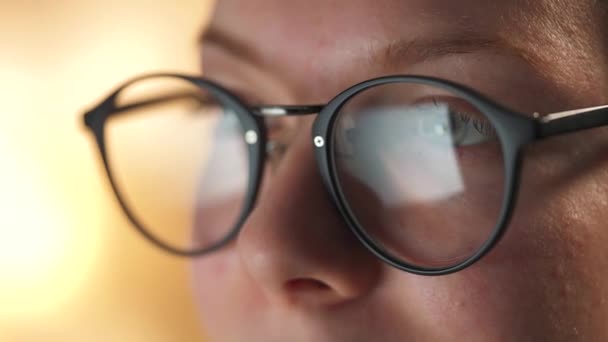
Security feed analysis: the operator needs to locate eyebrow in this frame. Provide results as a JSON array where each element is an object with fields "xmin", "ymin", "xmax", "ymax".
[
  {"xmin": 199, "ymin": 25, "xmax": 265, "ymax": 68},
  {"xmin": 377, "ymin": 33, "xmax": 526, "ymax": 69},
  {"xmin": 200, "ymin": 25, "xmax": 528, "ymax": 74}
]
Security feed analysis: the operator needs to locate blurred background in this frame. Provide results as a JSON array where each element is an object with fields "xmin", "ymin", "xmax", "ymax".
[{"xmin": 0, "ymin": 1, "xmax": 212, "ymax": 341}]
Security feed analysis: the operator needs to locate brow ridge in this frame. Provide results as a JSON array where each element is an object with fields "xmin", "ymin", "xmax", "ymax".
[
  {"xmin": 378, "ymin": 34, "xmax": 520, "ymax": 68},
  {"xmin": 199, "ymin": 25, "xmax": 264, "ymax": 68}
]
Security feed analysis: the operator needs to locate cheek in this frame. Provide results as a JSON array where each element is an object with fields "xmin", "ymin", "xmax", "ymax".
[
  {"xmin": 381, "ymin": 157, "xmax": 608, "ymax": 340},
  {"xmin": 384, "ymin": 242, "xmax": 582, "ymax": 341},
  {"xmin": 191, "ymin": 249, "xmax": 266, "ymax": 336},
  {"xmin": 192, "ymin": 252, "xmax": 231, "ymax": 322}
]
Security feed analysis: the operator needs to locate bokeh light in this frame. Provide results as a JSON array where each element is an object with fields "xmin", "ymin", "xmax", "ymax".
[{"xmin": 0, "ymin": 1, "xmax": 212, "ymax": 341}]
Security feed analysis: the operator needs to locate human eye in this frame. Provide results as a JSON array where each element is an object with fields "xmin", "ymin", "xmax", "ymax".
[
  {"xmin": 415, "ymin": 97, "xmax": 498, "ymax": 147},
  {"xmin": 333, "ymin": 89, "xmax": 503, "ymax": 164}
]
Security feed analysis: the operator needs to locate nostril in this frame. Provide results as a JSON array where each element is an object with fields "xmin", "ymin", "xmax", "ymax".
[{"xmin": 285, "ymin": 278, "xmax": 331, "ymax": 292}]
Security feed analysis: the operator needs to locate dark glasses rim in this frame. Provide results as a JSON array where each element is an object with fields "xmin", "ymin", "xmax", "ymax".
[
  {"xmin": 83, "ymin": 72, "xmax": 608, "ymax": 275},
  {"xmin": 83, "ymin": 74, "xmax": 266, "ymax": 256},
  {"xmin": 312, "ymin": 75, "xmax": 535, "ymax": 275}
]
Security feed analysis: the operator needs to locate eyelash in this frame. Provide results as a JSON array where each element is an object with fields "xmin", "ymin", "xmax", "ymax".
[
  {"xmin": 430, "ymin": 97, "xmax": 497, "ymax": 137},
  {"xmin": 451, "ymin": 110, "xmax": 497, "ymax": 137}
]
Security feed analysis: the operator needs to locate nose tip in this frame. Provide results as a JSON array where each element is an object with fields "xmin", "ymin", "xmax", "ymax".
[{"xmin": 239, "ymin": 226, "xmax": 377, "ymax": 307}]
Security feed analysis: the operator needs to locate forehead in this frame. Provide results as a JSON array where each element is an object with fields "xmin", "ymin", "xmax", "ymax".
[
  {"xmin": 211, "ymin": 3, "xmax": 532, "ymax": 71},
  {"xmin": 204, "ymin": 0, "xmax": 593, "ymax": 104},
  {"xmin": 211, "ymin": 0, "xmax": 533, "ymax": 58},
  {"xmin": 213, "ymin": 0, "xmax": 523, "ymax": 31}
]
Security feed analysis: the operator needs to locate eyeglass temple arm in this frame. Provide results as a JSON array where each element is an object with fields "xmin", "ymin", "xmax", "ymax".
[
  {"xmin": 105, "ymin": 102, "xmax": 326, "ymax": 119},
  {"xmin": 122, "ymin": 92, "xmax": 205, "ymax": 113},
  {"xmin": 85, "ymin": 98, "xmax": 323, "ymax": 125},
  {"xmin": 83, "ymin": 91, "xmax": 205, "ymax": 127},
  {"xmin": 106, "ymin": 102, "xmax": 325, "ymax": 117},
  {"xmin": 538, "ymin": 105, "xmax": 608, "ymax": 139}
]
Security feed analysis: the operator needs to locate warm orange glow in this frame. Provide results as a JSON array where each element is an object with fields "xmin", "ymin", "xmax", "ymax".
[
  {"xmin": 0, "ymin": 140, "xmax": 96, "ymax": 319},
  {"xmin": 0, "ymin": 1, "xmax": 212, "ymax": 341}
]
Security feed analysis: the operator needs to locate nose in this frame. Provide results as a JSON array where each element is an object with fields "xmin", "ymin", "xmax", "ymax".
[{"xmin": 236, "ymin": 118, "xmax": 381, "ymax": 308}]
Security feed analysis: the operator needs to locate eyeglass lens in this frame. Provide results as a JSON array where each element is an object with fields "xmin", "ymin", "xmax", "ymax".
[
  {"xmin": 104, "ymin": 76, "xmax": 507, "ymax": 268},
  {"xmin": 332, "ymin": 82, "xmax": 506, "ymax": 268},
  {"xmin": 105, "ymin": 76, "xmax": 250, "ymax": 252}
]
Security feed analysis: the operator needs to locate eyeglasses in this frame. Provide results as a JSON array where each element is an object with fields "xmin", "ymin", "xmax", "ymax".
[{"xmin": 82, "ymin": 73, "xmax": 608, "ymax": 275}]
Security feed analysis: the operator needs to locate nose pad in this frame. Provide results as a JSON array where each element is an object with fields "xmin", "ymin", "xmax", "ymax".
[
  {"xmin": 236, "ymin": 118, "xmax": 381, "ymax": 307},
  {"xmin": 263, "ymin": 115, "xmax": 297, "ymax": 172},
  {"xmin": 266, "ymin": 140, "xmax": 288, "ymax": 172}
]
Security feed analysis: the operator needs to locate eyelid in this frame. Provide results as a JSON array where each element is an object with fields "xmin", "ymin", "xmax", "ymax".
[
  {"xmin": 425, "ymin": 95, "xmax": 491, "ymax": 122},
  {"xmin": 422, "ymin": 96, "xmax": 484, "ymax": 119},
  {"xmin": 423, "ymin": 96, "xmax": 498, "ymax": 138},
  {"xmin": 205, "ymin": 77, "xmax": 265, "ymax": 106},
  {"xmin": 227, "ymin": 89, "xmax": 264, "ymax": 106},
  {"xmin": 198, "ymin": 85, "xmax": 288, "ymax": 136}
]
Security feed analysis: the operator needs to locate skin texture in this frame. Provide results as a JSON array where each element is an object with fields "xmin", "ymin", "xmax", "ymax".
[{"xmin": 192, "ymin": 0, "xmax": 608, "ymax": 341}]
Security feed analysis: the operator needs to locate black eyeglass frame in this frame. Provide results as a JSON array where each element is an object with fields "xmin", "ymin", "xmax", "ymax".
[{"xmin": 83, "ymin": 73, "xmax": 608, "ymax": 276}]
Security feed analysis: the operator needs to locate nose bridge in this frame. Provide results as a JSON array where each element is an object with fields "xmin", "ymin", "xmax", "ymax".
[
  {"xmin": 253, "ymin": 104, "xmax": 326, "ymax": 174},
  {"xmin": 235, "ymin": 119, "xmax": 380, "ymax": 306}
]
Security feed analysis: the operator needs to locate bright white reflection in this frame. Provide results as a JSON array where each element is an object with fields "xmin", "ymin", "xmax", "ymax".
[{"xmin": 196, "ymin": 110, "xmax": 248, "ymax": 205}]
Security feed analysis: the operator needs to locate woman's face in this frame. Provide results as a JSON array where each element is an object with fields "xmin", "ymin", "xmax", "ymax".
[{"xmin": 193, "ymin": 0, "xmax": 608, "ymax": 341}]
